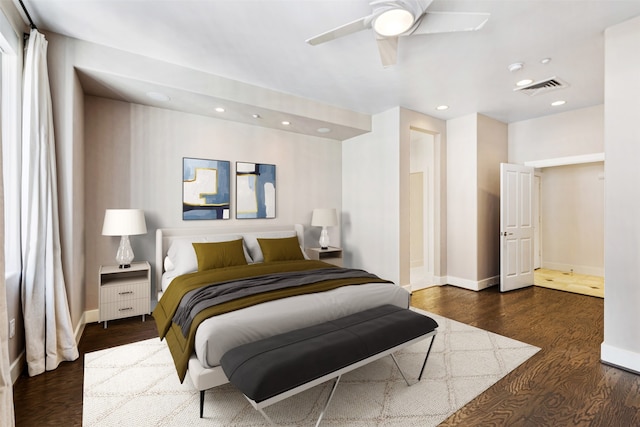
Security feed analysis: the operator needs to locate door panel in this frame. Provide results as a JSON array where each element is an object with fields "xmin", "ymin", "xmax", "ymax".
[{"xmin": 500, "ymin": 163, "xmax": 534, "ymax": 292}]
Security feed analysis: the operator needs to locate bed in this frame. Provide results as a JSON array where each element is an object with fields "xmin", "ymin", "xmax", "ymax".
[{"xmin": 153, "ymin": 224, "xmax": 411, "ymax": 398}]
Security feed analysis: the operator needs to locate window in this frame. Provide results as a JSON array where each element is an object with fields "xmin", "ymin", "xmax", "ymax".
[{"xmin": 0, "ymin": 11, "xmax": 21, "ymax": 289}]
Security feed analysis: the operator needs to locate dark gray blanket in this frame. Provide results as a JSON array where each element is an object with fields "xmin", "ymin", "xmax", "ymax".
[{"xmin": 172, "ymin": 267, "xmax": 385, "ymax": 337}]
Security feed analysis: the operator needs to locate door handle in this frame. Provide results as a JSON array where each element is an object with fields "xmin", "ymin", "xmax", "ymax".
[{"xmin": 501, "ymin": 232, "xmax": 514, "ymax": 236}]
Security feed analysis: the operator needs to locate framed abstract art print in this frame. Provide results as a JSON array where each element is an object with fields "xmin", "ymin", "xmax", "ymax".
[{"xmin": 182, "ymin": 157, "xmax": 230, "ymax": 220}]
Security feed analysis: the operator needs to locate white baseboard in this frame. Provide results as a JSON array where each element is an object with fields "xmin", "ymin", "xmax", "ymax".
[
  {"xmin": 407, "ymin": 275, "xmax": 447, "ymax": 292},
  {"xmin": 10, "ymin": 350, "xmax": 25, "ymax": 384},
  {"xmin": 542, "ymin": 262, "xmax": 604, "ymax": 277},
  {"xmin": 601, "ymin": 342, "xmax": 640, "ymax": 374},
  {"xmin": 446, "ymin": 275, "xmax": 499, "ymax": 291},
  {"xmin": 84, "ymin": 309, "xmax": 99, "ymax": 324}
]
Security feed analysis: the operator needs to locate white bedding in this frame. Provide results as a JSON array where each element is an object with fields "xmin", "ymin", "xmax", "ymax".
[
  {"xmin": 194, "ymin": 281, "xmax": 410, "ymax": 368},
  {"xmin": 156, "ymin": 225, "xmax": 411, "ymax": 389}
]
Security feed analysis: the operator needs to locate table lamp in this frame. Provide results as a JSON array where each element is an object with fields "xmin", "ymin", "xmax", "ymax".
[
  {"xmin": 102, "ymin": 209, "xmax": 147, "ymax": 268},
  {"xmin": 311, "ymin": 208, "xmax": 338, "ymax": 249}
]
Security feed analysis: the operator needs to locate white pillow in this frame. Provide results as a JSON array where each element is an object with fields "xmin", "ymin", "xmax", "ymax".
[{"xmin": 164, "ymin": 256, "xmax": 175, "ymax": 272}]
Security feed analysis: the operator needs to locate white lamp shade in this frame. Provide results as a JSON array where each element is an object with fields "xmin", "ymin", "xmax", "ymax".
[
  {"xmin": 102, "ymin": 209, "xmax": 147, "ymax": 236},
  {"xmin": 311, "ymin": 208, "xmax": 338, "ymax": 227}
]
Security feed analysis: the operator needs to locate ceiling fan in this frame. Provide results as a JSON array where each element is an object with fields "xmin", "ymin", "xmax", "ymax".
[{"xmin": 305, "ymin": 0, "xmax": 490, "ymax": 67}]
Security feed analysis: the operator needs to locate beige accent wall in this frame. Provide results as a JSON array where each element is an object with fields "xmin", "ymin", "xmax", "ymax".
[
  {"xmin": 446, "ymin": 113, "xmax": 507, "ymax": 289},
  {"xmin": 46, "ymin": 33, "xmax": 87, "ymax": 330},
  {"xmin": 84, "ymin": 97, "xmax": 343, "ymax": 308},
  {"xmin": 539, "ymin": 163, "xmax": 604, "ymax": 276},
  {"xmin": 477, "ymin": 114, "xmax": 508, "ymax": 282}
]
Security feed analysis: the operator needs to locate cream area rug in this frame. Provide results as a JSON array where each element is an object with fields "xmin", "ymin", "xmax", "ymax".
[{"xmin": 83, "ymin": 309, "xmax": 539, "ymax": 426}]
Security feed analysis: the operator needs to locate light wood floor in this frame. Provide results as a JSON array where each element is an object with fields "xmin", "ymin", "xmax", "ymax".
[{"xmin": 534, "ymin": 268, "xmax": 604, "ymax": 298}]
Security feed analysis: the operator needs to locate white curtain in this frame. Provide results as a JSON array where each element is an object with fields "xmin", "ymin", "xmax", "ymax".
[{"xmin": 21, "ymin": 29, "xmax": 78, "ymax": 376}]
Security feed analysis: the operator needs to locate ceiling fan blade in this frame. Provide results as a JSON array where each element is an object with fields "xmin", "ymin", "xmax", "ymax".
[
  {"xmin": 411, "ymin": 11, "xmax": 490, "ymax": 35},
  {"xmin": 376, "ymin": 36, "xmax": 398, "ymax": 67},
  {"xmin": 306, "ymin": 16, "xmax": 373, "ymax": 45}
]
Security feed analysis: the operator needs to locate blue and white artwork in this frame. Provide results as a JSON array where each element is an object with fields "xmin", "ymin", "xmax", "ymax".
[
  {"xmin": 183, "ymin": 157, "xmax": 230, "ymax": 220},
  {"xmin": 236, "ymin": 162, "xmax": 276, "ymax": 219}
]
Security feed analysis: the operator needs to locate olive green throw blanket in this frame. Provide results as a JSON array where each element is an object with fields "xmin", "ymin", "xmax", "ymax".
[{"xmin": 153, "ymin": 260, "xmax": 392, "ymax": 382}]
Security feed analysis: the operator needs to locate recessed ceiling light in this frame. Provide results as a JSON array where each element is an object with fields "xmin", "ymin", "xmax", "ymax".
[
  {"xmin": 436, "ymin": 105, "xmax": 449, "ymax": 111},
  {"xmin": 252, "ymin": 114, "xmax": 261, "ymax": 119},
  {"xmin": 317, "ymin": 127, "xmax": 331, "ymax": 134},
  {"xmin": 516, "ymin": 79, "xmax": 533, "ymax": 87},
  {"xmin": 215, "ymin": 107, "xmax": 225, "ymax": 113},
  {"xmin": 281, "ymin": 121, "xmax": 291, "ymax": 126},
  {"xmin": 508, "ymin": 62, "xmax": 524, "ymax": 72},
  {"xmin": 551, "ymin": 100, "xmax": 566, "ymax": 106},
  {"xmin": 146, "ymin": 91, "xmax": 171, "ymax": 102},
  {"xmin": 541, "ymin": 58, "xmax": 551, "ymax": 64}
]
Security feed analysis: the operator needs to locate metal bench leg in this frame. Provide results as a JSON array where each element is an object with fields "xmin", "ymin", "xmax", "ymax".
[
  {"xmin": 390, "ymin": 353, "xmax": 414, "ymax": 386},
  {"xmin": 256, "ymin": 407, "xmax": 277, "ymax": 426},
  {"xmin": 418, "ymin": 334, "xmax": 436, "ymax": 381},
  {"xmin": 391, "ymin": 333, "xmax": 437, "ymax": 386},
  {"xmin": 315, "ymin": 375, "xmax": 341, "ymax": 427}
]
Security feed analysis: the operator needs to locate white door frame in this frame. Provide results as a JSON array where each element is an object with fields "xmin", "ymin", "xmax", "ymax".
[{"xmin": 409, "ymin": 129, "xmax": 436, "ymax": 291}]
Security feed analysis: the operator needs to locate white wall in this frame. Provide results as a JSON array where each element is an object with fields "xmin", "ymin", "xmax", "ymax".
[
  {"xmin": 342, "ymin": 107, "xmax": 447, "ymax": 287},
  {"xmin": 508, "ymin": 105, "xmax": 604, "ymax": 276},
  {"xmin": 84, "ymin": 97, "xmax": 343, "ymax": 308},
  {"xmin": 342, "ymin": 108, "xmax": 401, "ymax": 283},
  {"xmin": 601, "ymin": 15, "xmax": 640, "ymax": 372},
  {"xmin": 508, "ymin": 105, "xmax": 604, "ymax": 164}
]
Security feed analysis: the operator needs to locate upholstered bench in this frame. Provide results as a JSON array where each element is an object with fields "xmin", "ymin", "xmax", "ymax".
[{"xmin": 219, "ymin": 304, "xmax": 438, "ymax": 426}]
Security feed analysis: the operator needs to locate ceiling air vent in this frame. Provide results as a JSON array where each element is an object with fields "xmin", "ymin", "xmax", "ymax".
[{"xmin": 514, "ymin": 77, "xmax": 569, "ymax": 96}]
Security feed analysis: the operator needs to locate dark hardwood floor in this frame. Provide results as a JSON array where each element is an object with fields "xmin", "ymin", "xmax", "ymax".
[
  {"xmin": 12, "ymin": 285, "xmax": 640, "ymax": 426},
  {"xmin": 13, "ymin": 317, "xmax": 158, "ymax": 426}
]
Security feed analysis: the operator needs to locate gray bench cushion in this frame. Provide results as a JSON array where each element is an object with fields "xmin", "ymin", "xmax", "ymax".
[{"xmin": 220, "ymin": 304, "xmax": 438, "ymax": 403}]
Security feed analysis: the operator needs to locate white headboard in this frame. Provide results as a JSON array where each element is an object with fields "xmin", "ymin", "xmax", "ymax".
[{"xmin": 155, "ymin": 224, "xmax": 305, "ymax": 296}]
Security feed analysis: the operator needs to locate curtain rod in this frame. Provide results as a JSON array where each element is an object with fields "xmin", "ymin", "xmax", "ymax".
[{"xmin": 17, "ymin": 0, "xmax": 38, "ymax": 30}]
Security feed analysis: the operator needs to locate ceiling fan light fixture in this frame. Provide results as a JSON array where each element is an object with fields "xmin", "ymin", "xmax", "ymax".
[{"xmin": 373, "ymin": 8, "xmax": 415, "ymax": 36}]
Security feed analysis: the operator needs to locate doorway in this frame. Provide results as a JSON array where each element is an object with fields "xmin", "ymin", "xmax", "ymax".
[
  {"xmin": 532, "ymin": 162, "xmax": 605, "ymax": 298},
  {"xmin": 409, "ymin": 129, "xmax": 435, "ymax": 290}
]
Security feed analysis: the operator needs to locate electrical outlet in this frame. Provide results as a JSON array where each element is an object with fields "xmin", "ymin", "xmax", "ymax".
[{"xmin": 9, "ymin": 318, "xmax": 15, "ymax": 339}]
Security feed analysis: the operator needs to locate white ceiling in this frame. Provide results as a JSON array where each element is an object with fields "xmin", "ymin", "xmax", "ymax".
[{"xmin": 17, "ymin": 0, "xmax": 640, "ymax": 136}]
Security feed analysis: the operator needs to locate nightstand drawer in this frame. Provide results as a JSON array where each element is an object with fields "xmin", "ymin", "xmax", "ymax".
[
  {"xmin": 101, "ymin": 282, "xmax": 149, "ymax": 301},
  {"xmin": 100, "ymin": 298, "xmax": 149, "ymax": 321}
]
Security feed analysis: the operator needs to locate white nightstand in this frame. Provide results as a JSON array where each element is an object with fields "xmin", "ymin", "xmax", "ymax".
[
  {"xmin": 99, "ymin": 261, "xmax": 151, "ymax": 328},
  {"xmin": 306, "ymin": 247, "xmax": 343, "ymax": 267}
]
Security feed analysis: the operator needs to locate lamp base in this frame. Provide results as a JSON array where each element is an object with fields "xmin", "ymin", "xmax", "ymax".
[
  {"xmin": 115, "ymin": 235, "xmax": 135, "ymax": 268},
  {"xmin": 319, "ymin": 227, "xmax": 330, "ymax": 250}
]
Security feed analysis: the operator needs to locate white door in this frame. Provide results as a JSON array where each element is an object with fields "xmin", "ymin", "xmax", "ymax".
[{"xmin": 500, "ymin": 163, "xmax": 535, "ymax": 292}]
